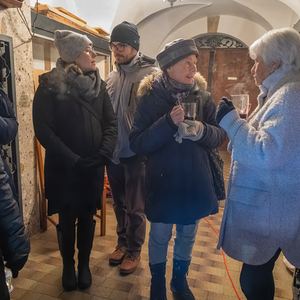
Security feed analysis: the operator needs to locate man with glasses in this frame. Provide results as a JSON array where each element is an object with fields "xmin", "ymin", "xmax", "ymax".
[{"xmin": 106, "ymin": 21, "xmax": 158, "ymax": 274}]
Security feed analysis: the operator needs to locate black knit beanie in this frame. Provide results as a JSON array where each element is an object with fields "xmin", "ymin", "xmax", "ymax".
[
  {"xmin": 156, "ymin": 38, "xmax": 199, "ymax": 71},
  {"xmin": 110, "ymin": 21, "xmax": 140, "ymax": 51}
]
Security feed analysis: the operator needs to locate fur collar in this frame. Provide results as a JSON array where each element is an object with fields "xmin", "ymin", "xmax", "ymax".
[{"xmin": 137, "ymin": 70, "xmax": 207, "ymax": 99}]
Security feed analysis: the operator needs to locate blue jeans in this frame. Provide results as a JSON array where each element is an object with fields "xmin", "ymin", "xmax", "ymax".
[{"xmin": 148, "ymin": 221, "xmax": 200, "ymax": 265}]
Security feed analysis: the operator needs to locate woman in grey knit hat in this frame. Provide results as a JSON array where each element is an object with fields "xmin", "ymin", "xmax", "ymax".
[
  {"xmin": 33, "ymin": 30, "xmax": 117, "ymax": 291},
  {"xmin": 130, "ymin": 38, "xmax": 226, "ymax": 300}
]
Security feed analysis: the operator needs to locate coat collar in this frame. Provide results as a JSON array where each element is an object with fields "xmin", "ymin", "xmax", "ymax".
[{"xmin": 137, "ymin": 70, "xmax": 207, "ymax": 100}]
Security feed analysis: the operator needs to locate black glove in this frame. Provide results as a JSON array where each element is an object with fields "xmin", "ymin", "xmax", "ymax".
[
  {"xmin": 75, "ymin": 152, "xmax": 108, "ymax": 172},
  {"xmin": 6, "ymin": 256, "xmax": 28, "ymax": 278},
  {"xmin": 216, "ymin": 97, "xmax": 235, "ymax": 123}
]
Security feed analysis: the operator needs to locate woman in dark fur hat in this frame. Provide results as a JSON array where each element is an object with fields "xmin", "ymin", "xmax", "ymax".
[{"xmin": 130, "ymin": 38, "xmax": 226, "ymax": 300}]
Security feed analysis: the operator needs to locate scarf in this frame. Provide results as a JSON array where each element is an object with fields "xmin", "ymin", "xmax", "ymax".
[
  {"xmin": 161, "ymin": 71, "xmax": 194, "ymax": 105},
  {"xmin": 56, "ymin": 58, "xmax": 101, "ymax": 102}
]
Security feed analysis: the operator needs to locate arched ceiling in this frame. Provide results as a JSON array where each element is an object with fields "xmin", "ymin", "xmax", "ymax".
[{"xmin": 30, "ymin": 0, "xmax": 300, "ymax": 57}]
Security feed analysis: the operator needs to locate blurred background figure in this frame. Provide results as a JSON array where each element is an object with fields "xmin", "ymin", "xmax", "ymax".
[
  {"xmin": 216, "ymin": 27, "xmax": 300, "ymax": 300},
  {"xmin": 0, "ymin": 85, "xmax": 30, "ymax": 300},
  {"xmin": 33, "ymin": 30, "xmax": 117, "ymax": 291},
  {"xmin": 130, "ymin": 38, "xmax": 226, "ymax": 300}
]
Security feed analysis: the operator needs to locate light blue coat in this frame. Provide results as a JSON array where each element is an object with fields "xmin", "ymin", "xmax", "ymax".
[{"xmin": 217, "ymin": 68, "xmax": 300, "ymax": 267}]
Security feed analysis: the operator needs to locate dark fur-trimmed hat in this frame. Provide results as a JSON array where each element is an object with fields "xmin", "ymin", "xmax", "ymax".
[{"xmin": 156, "ymin": 38, "xmax": 198, "ymax": 71}]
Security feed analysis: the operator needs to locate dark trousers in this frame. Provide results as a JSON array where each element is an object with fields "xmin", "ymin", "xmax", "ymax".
[
  {"xmin": 0, "ymin": 250, "xmax": 10, "ymax": 300},
  {"xmin": 240, "ymin": 248, "xmax": 281, "ymax": 300},
  {"xmin": 107, "ymin": 159, "xmax": 146, "ymax": 253}
]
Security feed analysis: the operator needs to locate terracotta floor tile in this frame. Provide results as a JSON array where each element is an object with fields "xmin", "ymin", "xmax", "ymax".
[
  {"xmin": 10, "ymin": 290, "xmax": 44, "ymax": 300},
  {"xmin": 8, "ymin": 151, "xmax": 294, "ymax": 300}
]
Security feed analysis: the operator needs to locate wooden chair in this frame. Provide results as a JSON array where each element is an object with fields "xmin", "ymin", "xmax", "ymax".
[{"xmin": 35, "ymin": 137, "xmax": 107, "ymax": 235}]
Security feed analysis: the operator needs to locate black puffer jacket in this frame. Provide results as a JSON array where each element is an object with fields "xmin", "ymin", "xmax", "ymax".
[
  {"xmin": 0, "ymin": 87, "xmax": 30, "ymax": 268},
  {"xmin": 33, "ymin": 68, "xmax": 118, "ymax": 214},
  {"xmin": 130, "ymin": 72, "xmax": 226, "ymax": 224}
]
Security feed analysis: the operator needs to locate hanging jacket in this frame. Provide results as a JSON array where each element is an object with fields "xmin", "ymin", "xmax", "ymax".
[
  {"xmin": 129, "ymin": 71, "xmax": 226, "ymax": 224},
  {"xmin": 106, "ymin": 52, "xmax": 158, "ymax": 164}
]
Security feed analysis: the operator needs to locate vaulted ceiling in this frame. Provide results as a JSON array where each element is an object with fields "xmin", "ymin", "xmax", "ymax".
[{"xmin": 30, "ymin": 0, "xmax": 300, "ymax": 57}]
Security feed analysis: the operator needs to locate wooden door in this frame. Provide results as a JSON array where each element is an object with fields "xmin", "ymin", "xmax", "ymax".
[{"xmin": 197, "ymin": 48, "xmax": 259, "ymax": 150}]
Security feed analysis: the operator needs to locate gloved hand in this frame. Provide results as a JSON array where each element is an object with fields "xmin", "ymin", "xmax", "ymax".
[
  {"xmin": 216, "ymin": 97, "xmax": 235, "ymax": 123},
  {"xmin": 6, "ymin": 256, "xmax": 28, "ymax": 278},
  {"xmin": 174, "ymin": 120, "xmax": 204, "ymax": 143},
  {"xmin": 75, "ymin": 152, "xmax": 108, "ymax": 173}
]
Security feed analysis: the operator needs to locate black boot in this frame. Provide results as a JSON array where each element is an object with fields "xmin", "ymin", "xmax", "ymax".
[
  {"xmin": 56, "ymin": 225, "xmax": 77, "ymax": 291},
  {"xmin": 170, "ymin": 259, "xmax": 195, "ymax": 300},
  {"xmin": 149, "ymin": 262, "xmax": 167, "ymax": 300},
  {"xmin": 77, "ymin": 219, "xmax": 95, "ymax": 290}
]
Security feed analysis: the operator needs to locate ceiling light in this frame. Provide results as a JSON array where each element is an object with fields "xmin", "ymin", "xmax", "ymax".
[{"xmin": 163, "ymin": 0, "xmax": 183, "ymax": 8}]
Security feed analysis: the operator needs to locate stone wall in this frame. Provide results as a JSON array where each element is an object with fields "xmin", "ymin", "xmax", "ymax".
[{"xmin": 0, "ymin": 0, "xmax": 39, "ymax": 236}]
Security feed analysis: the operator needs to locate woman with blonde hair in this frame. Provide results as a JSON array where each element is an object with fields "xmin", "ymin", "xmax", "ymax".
[{"xmin": 33, "ymin": 30, "xmax": 117, "ymax": 291}]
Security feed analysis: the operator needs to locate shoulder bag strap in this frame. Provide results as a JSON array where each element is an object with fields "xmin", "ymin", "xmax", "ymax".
[{"xmin": 75, "ymin": 97, "xmax": 101, "ymax": 123}]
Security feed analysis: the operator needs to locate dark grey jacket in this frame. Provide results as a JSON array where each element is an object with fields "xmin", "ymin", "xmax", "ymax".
[
  {"xmin": 106, "ymin": 52, "xmax": 158, "ymax": 163},
  {"xmin": 0, "ymin": 87, "xmax": 30, "ymax": 268}
]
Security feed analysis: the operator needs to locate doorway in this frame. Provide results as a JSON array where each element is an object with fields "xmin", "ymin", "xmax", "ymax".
[{"xmin": 195, "ymin": 34, "xmax": 259, "ymax": 150}]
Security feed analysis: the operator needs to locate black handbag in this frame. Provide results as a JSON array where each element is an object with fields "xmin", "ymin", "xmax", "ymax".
[{"xmin": 206, "ymin": 148, "xmax": 226, "ymax": 200}]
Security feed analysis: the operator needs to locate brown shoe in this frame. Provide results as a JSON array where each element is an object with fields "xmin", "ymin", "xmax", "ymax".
[
  {"xmin": 119, "ymin": 253, "xmax": 140, "ymax": 274},
  {"xmin": 109, "ymin": 245, "xmax": 126, "ymax": 265}
]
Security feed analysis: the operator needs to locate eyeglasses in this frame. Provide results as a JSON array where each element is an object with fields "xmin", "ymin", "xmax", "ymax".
[
  {"xmin": 109, "ymin": 43, "xmax": 128, "ymax": 52},
  {"xmin": 85, "ymin": 47, "xmax": 96, "ymax": 56}
]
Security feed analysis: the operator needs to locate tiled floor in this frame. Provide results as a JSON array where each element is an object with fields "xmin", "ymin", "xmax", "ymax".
[{"xmin": 9, "ymin": 151, "xmax": 294, "ymax": 300}]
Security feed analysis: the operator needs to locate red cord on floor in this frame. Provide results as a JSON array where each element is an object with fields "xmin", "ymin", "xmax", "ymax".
[{"xmin": 204, "ymin": 217, "xmax": 242, "ymax": 300}]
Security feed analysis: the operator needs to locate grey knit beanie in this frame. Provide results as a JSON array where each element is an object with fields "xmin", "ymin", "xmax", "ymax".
[
  {"xmin": 54, "ymin": 30, "xmax": 93, "ymax": 63},
  {"xmin": 156, "ymin": 38, "xmax": 199, "ymax": 71},
  {"xmin": 110, "ymin": 21, "xmax": 140, "ymax": 51}
]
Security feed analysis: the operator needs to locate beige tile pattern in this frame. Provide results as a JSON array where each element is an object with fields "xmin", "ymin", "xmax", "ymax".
[{"xmin": 10, "ymin": 151, "xmax": 293, "ymax": 300}]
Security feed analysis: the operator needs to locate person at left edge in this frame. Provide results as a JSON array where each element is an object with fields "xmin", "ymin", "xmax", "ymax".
[
  {"xmin": 0, "ymin": 85, "xmax": 30, "ymax": 300},
  {"xmin": 33, "ymin": 30, "xmax": 118, "ymax": 291}
]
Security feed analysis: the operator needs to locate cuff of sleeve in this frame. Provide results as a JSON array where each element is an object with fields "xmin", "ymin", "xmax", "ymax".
[{"xmin": 219, "ymin": 109, "xmax": 244, "ymax": 141}]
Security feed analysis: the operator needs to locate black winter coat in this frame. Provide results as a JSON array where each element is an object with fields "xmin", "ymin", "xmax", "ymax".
[
  {"xmin": 130, "ymin": 72, "xmax": 226, "ymax": 224},
  {"xmin": 33, "ymin": 69, "xmax": 118, "ymax": 214},
  {"xmin": 0, "ymin": 87, "xmax": 30, "ymax": 268}
]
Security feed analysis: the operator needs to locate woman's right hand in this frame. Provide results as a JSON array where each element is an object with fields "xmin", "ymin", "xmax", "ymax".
[{"xmin": 170, "ymin": 105, "xmax": 184, "ymax": 126}]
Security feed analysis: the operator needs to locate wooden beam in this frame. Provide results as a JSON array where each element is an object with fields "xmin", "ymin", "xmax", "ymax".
[
  {"xmin": 55, "ymin": 7, "xmax": 87, "ymax": 24},
  {"xmin": 33, "ymin": 4, "xmax": 109, "ymax": 40},
  {"xmin": 0, "ymin": 0, "xmax": 23, "ymax": 8},
  {"xmin": 94, "ymin": 27, "xmax": 110, "ymax": 38}
]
